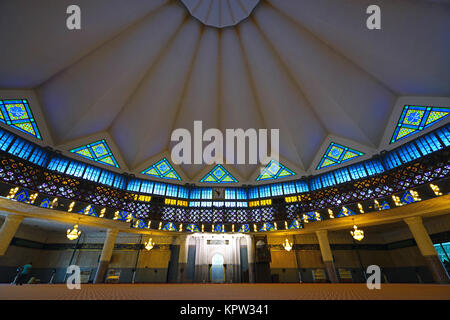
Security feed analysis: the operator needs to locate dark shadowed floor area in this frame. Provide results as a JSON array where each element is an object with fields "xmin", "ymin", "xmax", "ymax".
[{"xmin": 0, "ymin": 283, "xmax": 449, "ymax": 300}]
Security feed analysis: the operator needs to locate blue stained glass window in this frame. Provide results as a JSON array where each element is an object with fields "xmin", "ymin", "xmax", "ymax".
[
  {"xmin": 166, "ymin": 184, "xmax": 178, "ymax": 197},
  {"xmin": 40, "ymin": 198, "xmax": 51, "ymax": 208},
  {"xmin": 140, "ymin": 181, "xmax": 154, "ymax": 194},
  {"xmin": 0, "ymin": 99, "xmax": 42, "ymax": 139},
  {"xmin": 202, "ymin": 188, "xmax": 212, "ymax": 199},
  {"xmin": 178, "ymin": 186, "xmax": 189, "ymax": 199},
  {"xmin": 98, "ymin": 170, "xmax": 114, "ymax": 186},
  {"xmin": 162, "ymin": 222, "xmax": 178, "ymax": 232},
  {"xmin": 83, "ymin": 165, "xmax": 101, "ymax": 182},
  {"xmin": 310, "ymin": 177, "xmax": 322, "ymax": 191},
  {"xmin": 141, "ymin": 158, "xmax": 181, "ymax": 181},
  {"xmin": 391, "ymin": 105, "xmax": 449, "ymax": 143},
  {"xmin": 190, "ymin": 188, "xmax": 201, "ymax": 199},
  {"xmin": 382, "ymin": 151, "xmax": 402, "ymax": 170},
  {"xmin": 238, "ymin": 224, "xmax": 250, "ymax": 232},
  {"xmin": 270, "ymin": 183, "xmax": 283, "ymax": 196},
  {"xmin": 364, "ymin": 160, "xmax": 384, "ymax": 176},
  {"xmin": 28, "ymin": 147, "xmax": 49, "ymax": 166},
  {"xmin": 349, "ymin": 163, "xmax": 367, "ymax": 180},
  {"xmin": 416, "ymin": 133, "xmax": 442, "ymax": 155},
  {"xmin": 113, "ymin": 175, "xmax": 126, "ymax": 189},
  {"xmin": 14, "ymin": 189, "xmax": 30, "ymax": 203},
  {"xmin": 317, "ymin": 142, "xmax": 364, "ymax": 170},
  {"xmin": 259, "ymin": 222, "xmax": 275, "ymax": 232},
  {"xmin": 434, "ymin": 242, "xmax": 450, "ymax": 264},
  {"xmin": 282, "ymin": 182, "xmax": 296, "ymax": 195},
  {"xmin": 225, "ymin": 188, "xmax": 236, "ymax": 200},
  {"xmin": 0, "ymin": 128, "xmax": 15, "ymax": 151},
  {"xmin": 256, "ymin": 160, "xmax": 296, "ymax": 181},
  {"xmin": 126, "ymin": 179, "xmax": 141, "ymax": 192},
  {"xmin": 289, "ymin": 219, "xmax": 301, "ymax": 229},
  {"xmin": 396, "ymin": 142, "xmax": 421, "ymax": 164},
  {"xmin": 337, "ymin": 206, "xmax": 356, "ymax": 218},
  {"xmin": 200, "ymin": 164, "xmax": 238, "ymax": 183},
  {"xmin": 225, "ymin": 202, "xmax": 236, "ymax": 207},
  {"xmin": 47, "ymin": 156, "xmax": 69, "ymax": 173},
  {"xmin": 77, "ymin": 205, "xmax": 98, "ymax": 217},
  {"xmin": 70, "ymin": 139, "xmax": 119, "ymax": 168},
  {"xmin": 8, "ymin": 138, "xmax": 34, "ymax": 160},
  {"xmin": 153, "ymin": 182, "xmax": 166, "ymax": 196},
  {"xmin": 334, "ymin": 168, "xmax": 351, "ymax": 184},
  {"xmin": 66, "ymin": 161, "xmax": 86, "ymax": 177},
  {"xmin": 320, "ymin": 172, "xmax": 336, "ymax": 188},
  {"xmin": 259, "ymin": 185, "xmax": 271, "ymax": 198},
  {"xmin": 435, "ymin": 125, "xmax": 450, "ymax": 147},
  {"xmin": 400, "ymin": 190, "xmax": 417, "ymax": 205},
  {"xmin": 248, "ymin": 187, "xmax": 259, "ymax": 199},
  {"xmin": 295, "ymin": 181, "xmax": 309, "ymax": 193},
  {"xmin": 186, "ymin": 224, "xmax": 200, "ymax": 232},
  {"xmin": 236, "ymin": 188, "xmax": 247, "ymax": 200}
]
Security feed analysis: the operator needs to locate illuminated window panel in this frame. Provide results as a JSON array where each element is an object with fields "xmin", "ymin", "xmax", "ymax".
[
  {"xmin": 200, "ymin": 164, "xmax": 238, "ymax": 183},
  {"xmin": 259, "ymin": 222, "xmax": 276, "ymax": 232},
  {"xmin": 238, "ymin": 224, "xmax": 250, "ymax": 232},
  {"xmin": 186, "ymin": 223, "xmax": 200, "ymax": 232},
  {"xmin": 289, "ymin": 220, "xmax": 301, "ymax": 230},
  {"xmin": 391, "ymin": 105, "xmax": 449, "ymax": 144},
  {"xmin": 78, "ymin": 205, "xmax": 98, "ymax": 217},
  {"xmin": 162, "ymin": 222, "xmax": 178, "ymax": 232},
  {"xmin": 337, "ymin": 206, "xmax": 356, "ymax": 218},
  {"xmin": 380, "ymin": 201, "xmax": 391, "ymax": 210},
  {"xmin": 317, "ymin": 143, "xmax": 364, "ymax": 170},
  {"xmin": 0, "ymin": 99, "xmax": 42, "ymax": 139},
  {"xmin": 141, "ymin": 158, "xmax": 181, "ymax": 181},
  {"xmin": 70, "ymin": 139, "xmax": 119, "ymax": 168},
  {"xmin": 257, "ymin": 160, "xmax": 295, "ymax": 181},
  {"xmin": 213, "ymin": 224, "xmax": 225, "ymax": 232}
]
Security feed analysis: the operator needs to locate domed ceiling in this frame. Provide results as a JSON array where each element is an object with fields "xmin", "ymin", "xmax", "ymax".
[{"xmin": 0, "ymin": 0, "xmax": 449, "ymax": 184}]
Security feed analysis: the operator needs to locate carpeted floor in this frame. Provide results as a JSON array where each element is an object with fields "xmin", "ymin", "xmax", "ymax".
[{"xmin": 0, "ymin": 283, "xmax": 449, "ymax": 300}]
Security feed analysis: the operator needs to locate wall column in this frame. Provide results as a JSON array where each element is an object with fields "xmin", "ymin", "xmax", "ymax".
[
  {"xmin": 246, "ymin": 235, "xmax": 255, "ymax": 283},
  {"xmin": 315, "ymin": 230, "xmax": 339, "ymax": 283},
  {"xmin": 404, "ymin": 216, "xmax": 450, "ymax": 284},
  {"xmin": 94, "ymin": 228, "xmax": 118, "ymax": 283},
  {"xmin": 0, "ymin": 215, "xmax": 24, "ymax": 256},
  {"xmin": 177, "ymin": 235, "xmax": 188, "ymax": 283}
]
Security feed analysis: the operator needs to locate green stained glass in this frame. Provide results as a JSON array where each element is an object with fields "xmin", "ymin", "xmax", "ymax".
[
  {"xmin": 317, "ymin": 143, "xmax": 363, "ymax": 170},
  {"xmin": 391, "ymin": 105, "xmax": 449, "ymax": 143},
  {"xmin": 256, "ymin": 160, "xmax": 295, "ymax": 181},
  {"xmin": 142, "ymin": 158, "xmax": 181, "ymax": 181},
  {"xmin": 200, "ymin": 164, "xmax": 238, "ymax": 183},
  {"xmin": 70, "ymin": 139, "xmax": 119, "ymax": 168},
  {"xmin": 0, "ymin": 99, "xmax": 42, "ymax": 139}
]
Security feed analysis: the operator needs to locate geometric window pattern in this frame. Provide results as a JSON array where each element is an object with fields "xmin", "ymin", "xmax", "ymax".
[
  {"xmin": 400, "ymin": 190, "xmax": 417, "ymax": 205},
  {"xmin": 77, "ymin": 205, "xmax": 98, "ymax": 217},
  {"xmin": 259, "ymin": 222, "xmax": 276, "ymax": 232},
  {"xmin": 337, "ymin": 206, "xmax": 357, "ymax": 218},
  {"xmin": 391, "ymin": 105, "xmax": 449, "ymax": 144},
  {"xmin": 213, "ymin": 224, "xmax": 225, "ymax": 232},
  {"xmin": 186, "ymin": 223, "xmax": 200, "ymax": 232},
  {"xmin": 256, "ymin": 160, "xmax": 295, "ymax": 181},
  {"xmin": 13, "ymin": 189, "xmax": 30, "ymax": 203},
  {"xmin": 238, "ymin": 224, "xmax": 250, "ymax": 232},
  {"xmin": 162, "ymin": 222, "xmax": 178, "ymax": 232},
  {"xmin": 40, "ymin": 198, "xmax": 52, "ymax": 208},
  {"xmin": 379, "ymin": 201, "xmax": 391, "ymax": 210},
  {"xmin": 141, "ymin": 158, "xmax": 181, "ymax": 181},
  {"xmin": 317, "ymin": 142, "xmax": 364, "ymax": 170},
  {"xmin": 200, "ymin": 164, "xmax": 237, "ymax": 183},
  {"xmin": 289, "ymin": 219, "xmax": 301, "ymax": 230},
  {"xmin": 70, "ymin": 139, "xmax": 119, "ymax": 168},
  {"xmin": 0, "ymin": 99, "xmax": 42, "ymax": 139}
]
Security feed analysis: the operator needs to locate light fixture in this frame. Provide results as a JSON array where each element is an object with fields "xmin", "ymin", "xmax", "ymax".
[
  {"xmin": 328, "ymin": 209, "xmax": 335, "ymax": 219},
  {"xmin": 144, "ymin": 238, "xmax": 155, "ymax": 251},
  {"xmin": 67, "ymin": 224, "xmax": 81, "ymax": 240},
  {"xmin": 68, "ymin": 201, "xmax": 75, "ymax": 212},
  {"xmin": 430, "ymin": 184, "xmax": 442, "ymax": 196},
  {"xmin": 99, "ymin": 208, "xmax": 106, "ymax": 218},
  {"xmin": 283, "ymin": 239, "xmax": 293, "ymax": 251},
  {"xmin": 350, "ymin": 225, "xmax": 364, "ymax": 241},
  {"xmin": 357, "ymin": 203, "xmax": 364, "ymax": 214}
]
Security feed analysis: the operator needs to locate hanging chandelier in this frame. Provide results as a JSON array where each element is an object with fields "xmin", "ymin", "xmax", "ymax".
[
  {"xmin": 350, "ymin": 225, "xmax": 364, "ymax": 241},
  {"xmin": 283, "ymin": 239, "xmax": 293, "ymax": 251},
  {"xmin": 144, "ymin": 238, "xmax": 155, "ymax": 251},
  {"xmin": 67, "ymin": 224, "xmax": 81, "ymax": 240}
]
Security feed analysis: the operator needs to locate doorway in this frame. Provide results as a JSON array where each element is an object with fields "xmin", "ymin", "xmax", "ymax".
[{"xmin": 210, "ymin": 253, "xmax": 225, "ymax": 283}]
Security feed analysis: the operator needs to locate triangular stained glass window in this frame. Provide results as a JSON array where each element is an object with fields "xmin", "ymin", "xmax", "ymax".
[
  {"xmin": 141, "ymin": 158, "xmax": 181, "ymax": 181},
  {"xmin": 317, "ymin": 143, "xmax": 364, "ymax": 170},
  {"xmin": 70, "ymin": 139, "xmax": 119, "ymax": 168},
  {"xmin": 380, "ymin": 201, "xmax": 391, "ymax": 210},
  {"xmin": 259, "ymin": 222, "xmax": 275, "ymax": 232},
  {"xmin": 256, "ymin": 160, "xmax": 296, "ymax": 181},
  {"xmin": 0, "ymin": 99, "xmax": 42, "ymax": 139},
  {"xmin": 162, "ymin": 222, "xmax": 178, "ymax": 232},
  {"xmin": 289, "ymin": 220, "xmax": 301, "ymax": 230},
  {"xmin": 391, "ymin": 105, "xmax": 449, "ymax": 144},
  {"xmin": 238, "ymin": 224, "xmax": 250, "ymax": 232},
  {"xmin": 337, "ymin": 206, "xmax": 356, "ymax": 218},
  {"xmin": 200, "ymin": 164, "xmax": 238, "ymax": 183},
  {"xmin": 186, "ymin": 224, "xmax": 200, "ymax": 232}
]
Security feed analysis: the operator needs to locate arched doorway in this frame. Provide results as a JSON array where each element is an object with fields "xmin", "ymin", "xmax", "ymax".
[{"xmin": 210, "ymin": 253, "xmax": 225, "ymax": 283}]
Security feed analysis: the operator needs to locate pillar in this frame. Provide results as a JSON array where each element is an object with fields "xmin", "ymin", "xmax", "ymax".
[
  {"xmin": 0, "ymin": 215, "xmax": 24, "ymax": 256},
  {"xmin": 315, "ymin": 230, "xmax": 339, "ymax": 283},
  {"xmin": 404, "ymin": 216, "xmax": 450, "ymax": 284},
  {"xmin": 177, "ymin": 235, "xmax": 188, "ymax": 283},
  {"xmin": 94, "ymin": 228, "xmax": 118, "ymax": 283},
  {"xmin": 246, "ymin": 235, "xmax": 255, "ymax": 283}
]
